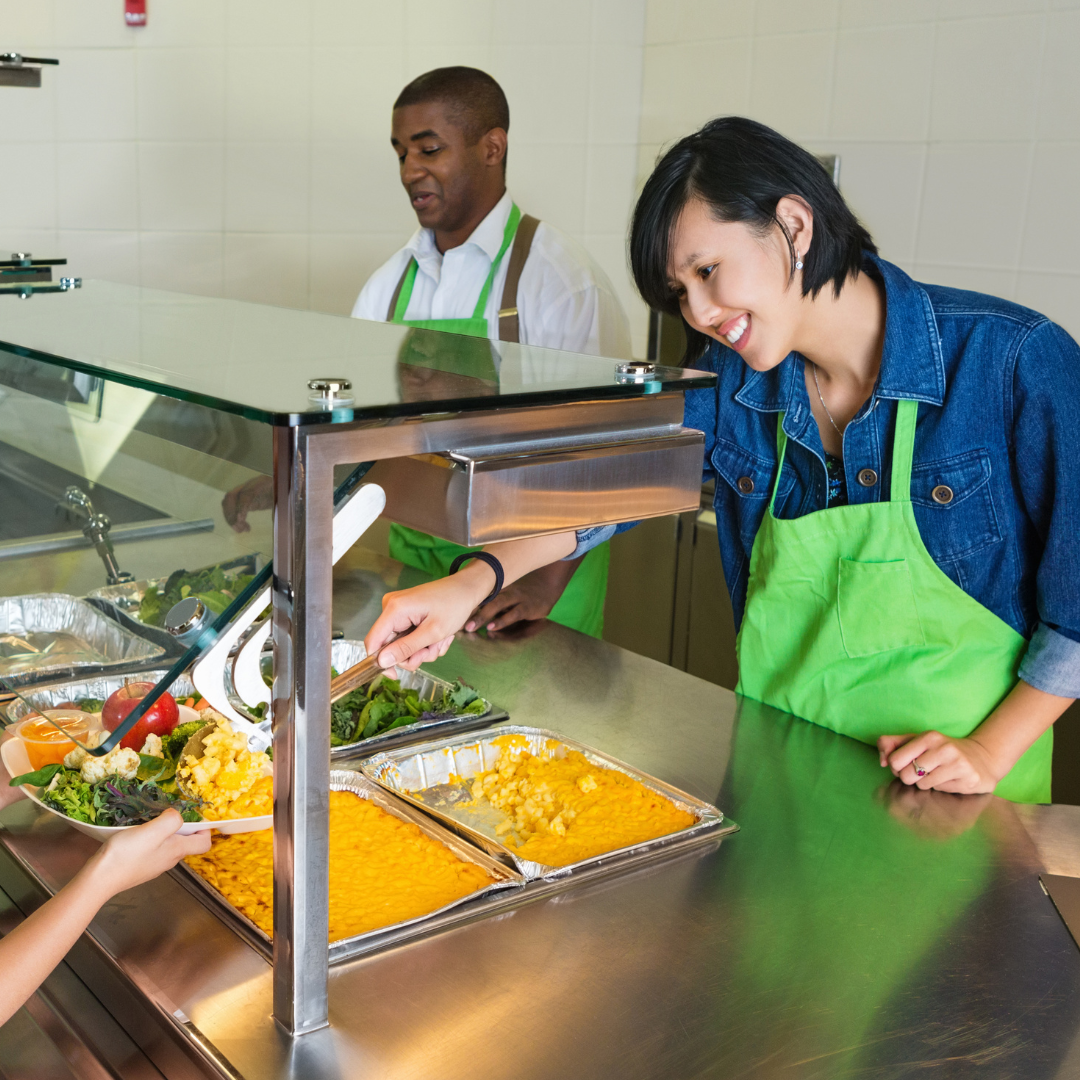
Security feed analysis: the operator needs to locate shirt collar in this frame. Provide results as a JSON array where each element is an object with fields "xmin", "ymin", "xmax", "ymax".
[
  {"xmin": 734, "ymin": 254, "xmax": 947, "ymax": 422},
  {"xmin": 405, "ymin": 191, "xmax": 514, "ymax": 280}
]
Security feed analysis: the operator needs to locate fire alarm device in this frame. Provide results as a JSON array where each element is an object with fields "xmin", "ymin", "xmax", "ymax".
[{"xmin": 125, "ymin": 0, "xmax": 146, "ymax": 27}]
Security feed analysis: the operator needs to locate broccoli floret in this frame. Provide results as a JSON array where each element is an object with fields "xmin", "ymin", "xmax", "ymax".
[{"xmin": 162, "ymin": 719, "xmax": 209, "ymax": 760}]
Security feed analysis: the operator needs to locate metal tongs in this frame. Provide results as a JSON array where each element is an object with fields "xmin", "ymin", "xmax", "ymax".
[{"xmin": 328, "ymin": 632, "xmax": 404, "ymax": 705}]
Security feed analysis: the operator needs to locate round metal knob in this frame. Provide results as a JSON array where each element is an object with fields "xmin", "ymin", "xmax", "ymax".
[
  {"xmin": 165, "ymin": 595, "xmax": 206, "ymax": 636},
  {"xmin": 308, "ymin": 377, "xmax": 354, "ymax": 409},
  {"xmin": 308, "ymin": 378, "xmax": 352, "ymax": 394},
  {"xmin": 931, "ymin": 484, "xmax": 954, "ymax": 505},
  {"xmin": 615, "ymin": 361, "xmax": 658, "ymax": 384}
]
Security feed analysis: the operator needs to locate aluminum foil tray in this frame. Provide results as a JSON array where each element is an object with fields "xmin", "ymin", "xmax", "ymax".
[
  {"xmin": 85, "ymin": 553, "xmax": 262, "ymax": 655},
  {"xmin": 0, "ymin": 593, "xmax": 165, "ymax": 689},
  {"xmin": 3, "ymin": 669, "xmax": 197, "ymax": 725},
  {"xmin": 171, "ymin": 771, "xmax": 525, "ymax": 965},
  {"xmin": 328, "ymin": 639, "xmax": 505, "ymax": 760},
  {"xmin": 360, "ymin": 726, "xmax": 736, "ymax": 882}
]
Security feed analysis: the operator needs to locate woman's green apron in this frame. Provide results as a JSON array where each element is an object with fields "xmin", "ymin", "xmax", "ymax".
[
  {"xmin": 735, "ymin": 397, "xmax": 1051, "ymax": 803},
  {"xmin": 387, "ymin": 203, "xmax": 610, "ymax": 638}
]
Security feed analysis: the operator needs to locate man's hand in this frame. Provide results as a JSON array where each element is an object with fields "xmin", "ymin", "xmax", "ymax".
[
  {"xmin": 464, "ymin": 556, "xmax": 584, "ymax": 632},
  {"xmin": 221, "ymin": 475, "xmax": 273, "ymax": 533},
  {"xmin": 878, "ymin": 731, "xmax": 1002, "ymax": 794}
]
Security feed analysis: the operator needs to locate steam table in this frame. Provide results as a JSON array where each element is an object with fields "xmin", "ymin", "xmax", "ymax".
[{"xmin": 1, "ymin": 554, "xmax": 1080, "ymax": 1078}]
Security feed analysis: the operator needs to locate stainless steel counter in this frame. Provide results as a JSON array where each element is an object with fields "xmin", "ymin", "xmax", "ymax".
[{"xmin": 2, "ymin": 555, "xmax": 1080, "ymax": 1078}]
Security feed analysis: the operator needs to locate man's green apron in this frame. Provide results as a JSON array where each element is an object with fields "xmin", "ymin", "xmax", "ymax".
[
  {"xmin": 735, "ymin": 397, "xmax": 1052, "ymax": 803},
  {"xmin": 387, "ymin": 202, "xmax": 610, "ymax": 638}
]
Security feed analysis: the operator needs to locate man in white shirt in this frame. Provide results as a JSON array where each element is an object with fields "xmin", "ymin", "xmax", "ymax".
[{"xmin": 352, "ymin": 66, "xmax": 630, "ymax": 638}]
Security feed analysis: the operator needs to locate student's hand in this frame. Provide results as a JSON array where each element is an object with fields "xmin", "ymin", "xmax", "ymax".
[
  {"xmin": 465, "ymin": 557, "xmax": 583, "ymax": 632},
  {"xmin": 878, "ymin": 731, "xmax": 1001, "ymax": 794},
  {"xmin": 86, "ymin": 811, "xmax": 212, "ymax": 901},
  {"xmin": 365, "ymin": 559, "xmax": 497, "ymax": 671},
  {"xmin": 221, "ymin": 475, "xmax": 273, "ymax": 533}
]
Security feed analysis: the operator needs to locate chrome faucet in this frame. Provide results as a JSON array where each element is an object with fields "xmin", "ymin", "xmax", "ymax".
[{"xmin": 61, "ymin": 485, "xmax": 134, "ymax": 586}]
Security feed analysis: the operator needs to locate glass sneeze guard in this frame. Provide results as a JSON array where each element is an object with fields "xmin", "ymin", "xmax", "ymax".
[{"xmin": 0, "ymin": 280, "xmax": 713, "ymax": 426}]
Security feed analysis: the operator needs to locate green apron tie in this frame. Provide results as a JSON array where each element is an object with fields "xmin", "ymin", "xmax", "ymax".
[
  {"xmin": 736, "ymin": 396, "xmax": 1051, "ymax": 803},
  {"xmin": 388, "ymin": 203, "xmax": 610, "ymax": 638}
]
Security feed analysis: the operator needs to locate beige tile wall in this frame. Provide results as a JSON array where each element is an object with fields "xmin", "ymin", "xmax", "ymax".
[
  {"xmin": 0, "ymin": 0, "xmax": 649, "ymax": 349},
  {"xmin": 639, "ymin": 0, "xmax": 1080, "ymax": 340}
]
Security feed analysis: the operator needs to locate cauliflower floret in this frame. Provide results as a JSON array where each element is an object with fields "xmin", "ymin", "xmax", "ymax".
[
  {"xmin": 139, "ymin": 732, "xmax": 163, "ymax": 758},
  {"xmin": 63, "ymin": 728, "xmax": 105, "ymax": 769},
  {"xmin": 80, "ymin": 746, "xmax": 140, "ymax": 784}
]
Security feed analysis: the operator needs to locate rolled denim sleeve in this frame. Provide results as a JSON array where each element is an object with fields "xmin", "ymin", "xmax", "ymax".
[
  {"xmin": 1012, "ymin": 321, "xmax": 1080, "ymax": 686},
  {"xmin": 1019, "ymin": 623, "xmax": 1080, "ymax": 699},
  {"xmin": 565, "ymin": 523, "xmax": 622, "ymax": 560}
]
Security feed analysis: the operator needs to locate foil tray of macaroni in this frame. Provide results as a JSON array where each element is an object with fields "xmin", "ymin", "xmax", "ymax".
[
  {"xmin": 0, "ymin": 593, "xmax": 165, "ymax": 689},
  {"xmin": 328, "ymin": 639, "xmax": 506, "ymax": 760},
  {"xmin": 3, "ymin": 669, "xmax": 197, "ymax": 724},
  {"xmin": 170, "ymin": 771, "xmax": 525, "ymax": 965},
  {"xmin": 359, "ymin": 726, "xmax": 736, "ymax": 882}
]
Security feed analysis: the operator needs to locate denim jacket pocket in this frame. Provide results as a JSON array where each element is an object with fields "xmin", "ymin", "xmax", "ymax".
[
  {"xmin": 712, "ymin": 437, "xmax": 775, "ymax": 501},
  {"xmin": 910, "ymin": 449, "xmax": 1001, "ymax": 561}
]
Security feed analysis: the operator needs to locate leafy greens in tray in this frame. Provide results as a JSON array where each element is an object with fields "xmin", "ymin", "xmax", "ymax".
[
  {"xmin": 330, "ymin": 674, "xmax": 487, "ymax": 747},
  {"xmin": 138, "ymin": 566, "xmax": 254, "ymax": 628}
]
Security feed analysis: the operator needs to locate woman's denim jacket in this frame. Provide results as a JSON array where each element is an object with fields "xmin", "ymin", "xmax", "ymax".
[{"xmin": 572, "ymin": 255, "xmax": 1080, "ymax": 698}]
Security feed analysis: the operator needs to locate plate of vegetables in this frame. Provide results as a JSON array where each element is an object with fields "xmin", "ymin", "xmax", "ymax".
[{"xmin": 3, "ymin": 682, "xmax": 271, "ymax": 840}]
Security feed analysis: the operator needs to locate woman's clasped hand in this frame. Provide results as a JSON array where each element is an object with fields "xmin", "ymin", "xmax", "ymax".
[{"xmin": 878, "ymin": 731, "xmax": 1000, "ymax": 794}]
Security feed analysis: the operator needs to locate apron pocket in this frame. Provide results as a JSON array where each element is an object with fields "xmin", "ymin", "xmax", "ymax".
[{"xmin": 837, "ymin": 558, "xmax": 926, "ymax": 658}]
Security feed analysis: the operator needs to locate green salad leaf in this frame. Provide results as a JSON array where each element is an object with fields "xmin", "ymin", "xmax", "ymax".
[
  {"xmin": 138, "ymin": 566, "xmax": 254, "ymax": 628},
  {"xmin": 329, "ymin": 675, "xmax": 487, "ymax": 746},
  {"xmin": 9, "ymin": 763, "xmax": 63, "ymax": 788}
]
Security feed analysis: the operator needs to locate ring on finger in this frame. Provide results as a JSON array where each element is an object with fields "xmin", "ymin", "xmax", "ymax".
[{"xmin": 913, "ymin": 758, "xmax": 927, "ymax": 778}]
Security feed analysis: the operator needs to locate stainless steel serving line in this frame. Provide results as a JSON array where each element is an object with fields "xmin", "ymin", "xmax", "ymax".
[{"xmin": 2, "ymin": 595, "xmax": 1080, "ymax": 1078}]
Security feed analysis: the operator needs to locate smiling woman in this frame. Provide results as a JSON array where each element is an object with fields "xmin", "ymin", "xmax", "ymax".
[{"xmin": 367, "ymin": 116, "xmax": 1080, "ymax": 806}]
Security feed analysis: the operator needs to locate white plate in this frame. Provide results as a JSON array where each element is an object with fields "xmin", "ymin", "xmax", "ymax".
[{"xmin": 0, "ymin": 738, "xmax": 271, "ymax": 841}]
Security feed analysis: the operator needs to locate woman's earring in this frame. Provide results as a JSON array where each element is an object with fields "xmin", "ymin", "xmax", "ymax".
[{"xmin": 795, "ymin": 252, "xmax": 804, "ymax": 271}]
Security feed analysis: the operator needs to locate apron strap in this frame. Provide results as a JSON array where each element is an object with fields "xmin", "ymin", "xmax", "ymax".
[
  {"xmin": 769, "ymin": 413, "xmax": 790, "ymax": 516},
  {"xmin": 471, "ymin": 202, "xmax": 522, "ymax": 320},
  {"xmin": 770, "ymin": 398, "xmax": 918, "ymax": 512},
  {"xmin": 389, "ymin": 259, "xmax": 419, "ymax": 322},
  {"xmin": 889, "ymin": 399, "xmax": 918, "ymax": 503},
  {"xmin": 497, "ymin": 214, "xmax": 540, "ymax": 343}
]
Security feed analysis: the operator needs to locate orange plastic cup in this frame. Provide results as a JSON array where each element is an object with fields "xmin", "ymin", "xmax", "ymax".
[{"xmin": 16, "ymin": 710, "xmax": 95, "ymax": 771}]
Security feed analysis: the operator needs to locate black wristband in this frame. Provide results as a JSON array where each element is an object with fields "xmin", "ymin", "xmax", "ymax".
[{"xmin": 448, "ymin": 551, "xmax": 504, "ymax": 605}]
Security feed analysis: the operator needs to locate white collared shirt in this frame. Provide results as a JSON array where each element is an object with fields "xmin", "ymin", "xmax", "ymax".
[{"xmin": 352, "ymin": 192, "xmax": 632, "ymax": 359}]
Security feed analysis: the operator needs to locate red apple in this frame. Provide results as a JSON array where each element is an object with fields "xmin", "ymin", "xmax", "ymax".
[{"xmin": 102, "ymin": 682, "xmax": 179, "ymax": 751}]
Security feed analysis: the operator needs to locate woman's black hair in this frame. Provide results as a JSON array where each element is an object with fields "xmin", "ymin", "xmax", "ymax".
[{"xmin": 630, "ymin": 116, "xmax": 877, "ymax": 363}]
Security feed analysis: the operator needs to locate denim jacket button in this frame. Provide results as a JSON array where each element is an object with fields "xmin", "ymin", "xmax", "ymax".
[
  {"xmin": 857, "ymin": 468, "xmax": 878, "ymax": 487},
  {"xmin": 737, "ymin": 476, "xmax": 755, "ymax": 494},
  {"xmin": 932, "ymin": 484, "xmax": 954, "ymax": 505}
]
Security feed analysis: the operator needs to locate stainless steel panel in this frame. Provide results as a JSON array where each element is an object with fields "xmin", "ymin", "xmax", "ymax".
[{"xmin": 370, "ymin": 429, "xmax": 705, "ymax": 545}]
